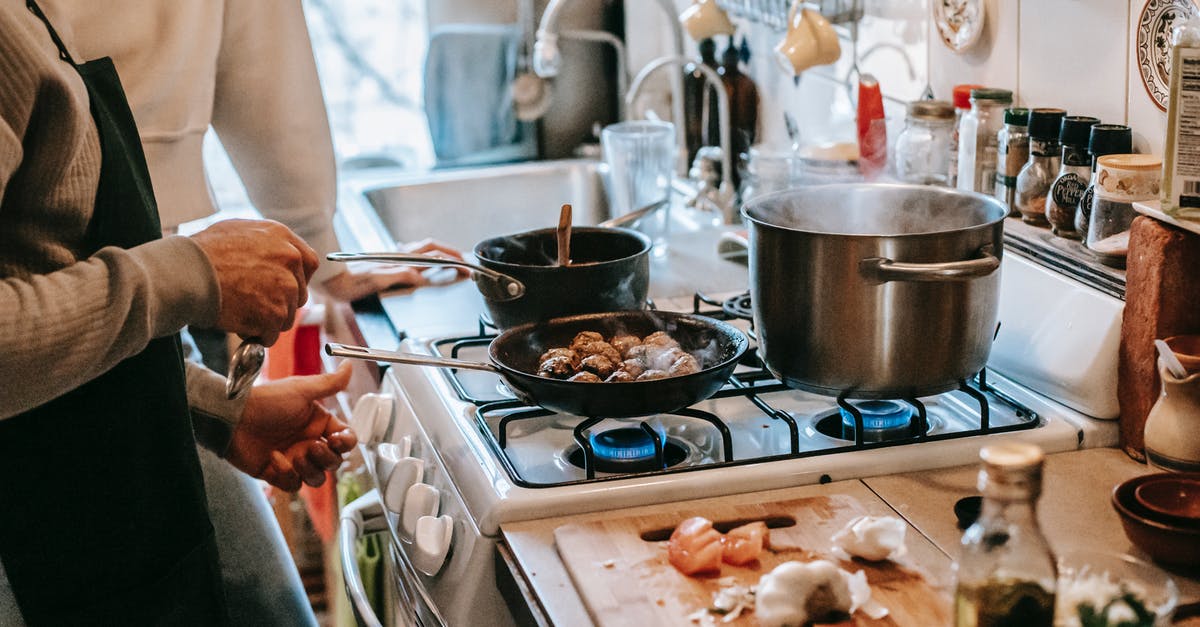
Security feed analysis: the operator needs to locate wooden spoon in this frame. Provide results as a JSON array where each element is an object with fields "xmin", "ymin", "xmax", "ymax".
[{"xmin": 556, "ymin": 203, "xmax": 572, "ymax": 266}]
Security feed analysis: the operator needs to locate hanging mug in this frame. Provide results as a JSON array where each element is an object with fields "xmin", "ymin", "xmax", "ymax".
[
  {"xmin": 803, "ymin": 8, "xmax": 842, "ymax": 65},
  {"xmin": 775, "ymin": 1, "xmax": 822, "ymax": 75},
  {"xmin": 679, "ymin": 0, "xmax": 737, "ymax": 42}
]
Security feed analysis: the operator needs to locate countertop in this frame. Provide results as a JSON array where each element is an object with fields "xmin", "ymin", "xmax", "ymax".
[{"xmin": 500, "ymin": 447, "xmax": 1200, "ymax": 625}]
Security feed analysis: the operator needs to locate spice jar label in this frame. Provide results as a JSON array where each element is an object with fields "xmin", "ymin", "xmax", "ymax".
[{"xmin": 1051, "ymin": 172, "xmax": 1087, "ymax": 208}]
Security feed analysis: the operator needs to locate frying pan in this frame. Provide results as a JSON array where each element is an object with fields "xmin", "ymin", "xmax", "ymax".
[{"xmin": 327, "ymin": 311, "xmax": 748, "ymax": 418}]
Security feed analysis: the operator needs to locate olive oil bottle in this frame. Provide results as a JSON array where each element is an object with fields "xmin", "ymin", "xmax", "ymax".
[
  {"xmin": 954, "ymin": 443, "xmax": 1056, "ymax": 627},
  {"xmin": 1163, "ymin": 16, "xmax": 1200, "ymax": 219}
]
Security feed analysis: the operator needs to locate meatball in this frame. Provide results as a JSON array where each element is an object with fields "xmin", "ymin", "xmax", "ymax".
[
  {"xmin": 649, "ymin": 347, "xmax": 689, "ymax": 371},
  {"xmin": 610, "ymin": 334, "xmax": 642, "ymax": 359},
  {"xmin": 579, "ymin": 354, "xmax": 616, "ymax": 379},
  {"xmin": 668, "ymin": 353, "xmax": 701, "ymax": 376},
  {"xmin": 576, "ymin": 341, "xmax": 622, "ymax": 365},
  {"xmin": 625, "ymin": 344, "xmax": 651, "ymax": 366},
  {"xmin": 619, "ymin": 358, "xmax": 646, "ymax": 379},
  {"xmin": 643, "ymin": 331, "xmax": 679, "ymax": 349},
  {"xmin": 569, "ymin": 331, "xmax": 604, "ymax": 351},
  {"xmin": 605, "ymin": 370, "xmax": 636, "ymax": 383},
  {"xmin": 568, "ymin": 371, "xmax": 602, "ymax": 383},
  {"xmin": 537, "ymin": 355, "xmax": 574, "ymax": 379},
  {"xmin": 636, "ymin": 369, "xmax": 669, "ymax": 381},
  {"xmin": 539, "ymin": 347, "xmax": 580, "ymax": 368}
]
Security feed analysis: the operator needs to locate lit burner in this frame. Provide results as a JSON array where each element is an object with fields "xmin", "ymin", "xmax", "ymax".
[
  {"xmin": 839, "ymin": 400, "xmax": 914, "ymax": 431},
  {"xmin": 565, "ymin": 425, "xmax": 688, "ymax": 474}
]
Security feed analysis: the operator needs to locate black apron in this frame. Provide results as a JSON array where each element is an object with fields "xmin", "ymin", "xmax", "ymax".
[{"xmin": 0, "ymin": 3, "xmax": 228, "ymax": 624}]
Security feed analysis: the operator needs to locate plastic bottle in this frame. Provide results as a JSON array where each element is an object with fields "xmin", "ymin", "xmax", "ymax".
[
  {"xmin": 948, "ymin": 84, "xmax": 984, "ymax": 188},
  {"xmin": 954, "ymin": 443, "xmax": 1056, "ymax": 627},
  {"xmin": 1163, "ymin": 15, "xmax": 1200, "ymax": 219}
]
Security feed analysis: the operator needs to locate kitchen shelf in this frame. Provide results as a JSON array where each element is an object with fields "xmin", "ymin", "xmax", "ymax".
[
  {"xmin": 716, "ymin": 0, "xmax": 862, "ymax": 31},
  {"xmin": 1003, "ymin": 218, "xmax": 1126, "ymax": 301}
]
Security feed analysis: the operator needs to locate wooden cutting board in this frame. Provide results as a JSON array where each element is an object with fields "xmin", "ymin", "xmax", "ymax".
[{"xmin": 553, "ymin": 494, "xmax": 953, "ymax": 626}]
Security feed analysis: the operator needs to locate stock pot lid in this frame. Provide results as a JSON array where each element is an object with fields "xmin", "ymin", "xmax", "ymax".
[{"xmin": 742, "ymin": 183, "xmax": 1007, "ymax": 237}]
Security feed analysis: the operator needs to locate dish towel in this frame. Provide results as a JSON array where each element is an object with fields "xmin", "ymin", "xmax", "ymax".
[{"xmin": 423, "ymin": 24, "xmax": 538, "ymax": 167}]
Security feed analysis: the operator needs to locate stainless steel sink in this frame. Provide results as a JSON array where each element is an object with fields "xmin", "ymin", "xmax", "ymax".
[{"xmin": 342, "ymin": 159, "xmax": 609, "ymax": 251}]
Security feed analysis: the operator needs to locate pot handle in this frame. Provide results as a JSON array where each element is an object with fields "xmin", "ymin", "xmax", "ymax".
[
  {"xmin": 326, "ymin": 252, "xmax": 525, "ymax": 301},
  {"xmin": 326, "ymin": 342, "xmax": 501, "ymax": 373},
  {"xmin": 859, "ymin": 246, "xmax": 1000, "ymax": 284}
]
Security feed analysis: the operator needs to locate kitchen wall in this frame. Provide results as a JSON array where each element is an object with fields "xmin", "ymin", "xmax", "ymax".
[{"xmin": 627, "ymin": 0, "xmax": 1172, "ymax": 158}]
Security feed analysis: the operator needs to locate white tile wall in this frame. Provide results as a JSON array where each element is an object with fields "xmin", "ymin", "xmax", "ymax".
[{"xmin": 629, "ymin": 0, "xmax": 1173, "ymax": 156}]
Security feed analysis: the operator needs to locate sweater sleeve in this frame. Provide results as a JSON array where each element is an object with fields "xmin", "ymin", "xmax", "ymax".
[
  {"xmin": 0, "ymin": 236, "xmax": 221, "ymax": 420},
  {"xmin": 210, "ymin": 0, "xmax": 342, "ymax": 286}
]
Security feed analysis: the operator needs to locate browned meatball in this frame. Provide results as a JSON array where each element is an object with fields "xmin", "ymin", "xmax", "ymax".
[
  {"xmin": 643, "ymin": 331, "xmax": 679, "ymax": 349},
  {"xmin": 569, "ymin": 331, "xmax": 604, "ymax": 351},
  {"xmin": 539, "ymin": 347, "xmax": 580, "ymax": 368},
  {"xmin": 648, "ymin": 347, "xmax": 688, "ymax": 371},
  {"xmin": 537, "ymin": 355, "xmax": 574, "ymax": 379},
  {"xmin": 624, "ymin": 344, "xmax": 650, "ymax": 366},
  {"xmin": 619, "ymin": 359, "xmax": 646, "ymax": 378},
  {"xmin": 576, "ymin": 341, "xmax": 621, "ymax": 365},
  {"xmin": 568, "ymin": 371, "xmax": 602, "ymax": 383},
  {"xmin": 605, "ymin": 370, "xmax": 636, "ymax": 383},
  {"xmin": 579, "ymin": 354, "xmax": 616, "ymax": 379},
  {"xmin": 636, "ymin": 369, "xmax": 669, "ymax": 381},
  {"xmin": 668, "ymin": 353, "xmax": 701, "ymax": 376},
  {"xmin": 610, "ymin": 334, "xmax": 642, "ymax": 359}
]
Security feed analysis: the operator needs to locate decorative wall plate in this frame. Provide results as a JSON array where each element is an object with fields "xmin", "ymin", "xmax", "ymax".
[
  {"xmin": 1137, "ymin": 0, "xmax": 1200, "ymax": 111},
  {"xmin": 933, "ymin": 0, "xmax": 984, "ymax": 53}
]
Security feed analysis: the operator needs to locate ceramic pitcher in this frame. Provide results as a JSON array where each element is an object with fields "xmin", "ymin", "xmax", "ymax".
[{"xmin": 1144, "ymin": 358, "xmax": 1200, "ymax": 472}]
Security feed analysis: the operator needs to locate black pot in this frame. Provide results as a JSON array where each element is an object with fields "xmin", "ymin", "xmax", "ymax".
[{"xmin": 473, "ymin": 226, "xmax": 651, "ymax": 329}]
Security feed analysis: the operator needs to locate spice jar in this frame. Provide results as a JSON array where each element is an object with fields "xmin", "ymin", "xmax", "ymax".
[
  {"xmin": 1015, "ymin": 108, "xmax": 1066, "ymax": 225},
  {"xmin": 1074, "ymin": 124, "xmax": 1132, "ymax": 237},
  {"xmin": 994, "ymin": 108, "xmax": 1030, "ymax": 215},
  {"xmin": 895, "ymin": 100, "xmax": 955, "ymax": 185},
  {"xmin": 1045, "ymin": 115, "xmax": 1099, "ymax": 238},
  {"xmin": 956, "ymin": 88, "xmax": 1013, "ymax": 194},
  {"xmin": 740, "ymin": 146, "xmax": 799, "ymax": 201},
  {"xmin": 1087, "ymin": 154, "xmax": 1162, "ymax": 267},
  {"xmin": 948, "ymin": 84, "xmax": 984, "ymax": 188}
]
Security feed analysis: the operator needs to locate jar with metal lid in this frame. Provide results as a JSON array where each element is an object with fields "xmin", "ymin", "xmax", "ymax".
[
  {"xmin": 994, "ymin": 107, "xmax": 1030, "ymax": 214},
  {"xmin": 895, "ymin": 100, "xmax": 955, "ymax": 185},
  {"xmin": 1015, "ymin": 108, "xmax": 1066, "ymax": 225},
  {"xmin": 1074, "ymin": 124, "xmax": 1132, "ymax": 237},
  {"xmin": 1087, "ymin": 154, "xmax": 1162, "ymax": 267},
  {"xmin": 957, "ymin": 88, "xmax": 1013, "ymax": 194},
  {"xmin": 1045, "ymin": 115, "xmax": 1099, "ymax": 238}
]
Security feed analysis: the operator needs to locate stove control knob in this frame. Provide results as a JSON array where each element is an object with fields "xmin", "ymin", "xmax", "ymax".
[
  {"xmin": 350, "ymin": 393, "xmax": 393, "ymax": 445},
  {"xmin": 382, "ymin": 457, "xmax": 424, "ymax": 515},
  {"xmin": 373, "ymin": 436, "xmax": 413, "ymax": 480},
  {"xmin": 401, "ymin": 483, "xmax": 440, "ymax": 540},
  {"xmin": 412, "ymin": 514, "xmax": 453, "ymax": 576}
]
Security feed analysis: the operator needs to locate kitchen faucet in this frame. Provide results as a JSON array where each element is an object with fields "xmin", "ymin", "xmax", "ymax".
[
  {"xmin": 534, "ymin": 0, "xmax": 688, "ymax": 174},
  {"xmin": 627, "ymin": 55, "xmax": 736, "ymax": 224}
]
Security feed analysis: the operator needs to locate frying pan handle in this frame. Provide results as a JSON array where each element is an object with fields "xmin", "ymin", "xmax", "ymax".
[
  {"xmin": 859, "ymin": 246, "xmax": 1000, "ymax": 284},
  {"xmin": 325, "ymin": 342, "xmax": 500, "ymax": 373},
  {"xmin": 326, "ymin": 252, "xmax": 526, "ymax": 299}
]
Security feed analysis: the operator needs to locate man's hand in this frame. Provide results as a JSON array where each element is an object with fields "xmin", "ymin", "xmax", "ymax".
[
  {"xmin": 225, "ymin": 361, "xmax": 358, "ymax": 490},
  {"xmin": 191, "ymin": 219, "xmax": 320, "ymax": 345},
  {"xmin": 319, "ymin": 238, "xmax": 468, "ymax": 303}
]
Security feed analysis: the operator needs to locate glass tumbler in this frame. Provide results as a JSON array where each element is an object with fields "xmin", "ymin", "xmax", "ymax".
[{"xmin": 601, "ymin": 120, "xmax": 676, "ymax": 255}]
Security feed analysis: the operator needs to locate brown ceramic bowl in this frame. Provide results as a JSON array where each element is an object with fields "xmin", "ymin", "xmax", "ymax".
[
  {"xmin": 1112, "ymin": 474, "xmax": 1200, "ymax": 567},
  {"xmin": 1164, "ymin": 335, "xmax": 1200, "ymax": 375},
  {"xmin": 1135, "ymin": 476, "xmax": 1200, "ymax": 524}
]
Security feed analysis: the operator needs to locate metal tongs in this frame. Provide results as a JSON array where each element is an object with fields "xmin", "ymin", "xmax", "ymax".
[{"xmin": 226, "ymin": 338, "xmax": 265, "ymax": 400}]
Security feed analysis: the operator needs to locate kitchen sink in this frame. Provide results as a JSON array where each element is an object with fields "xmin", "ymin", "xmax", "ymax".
[{"xmin": 341, "ymin": 159, "xmax": 610, "ymax": 252}]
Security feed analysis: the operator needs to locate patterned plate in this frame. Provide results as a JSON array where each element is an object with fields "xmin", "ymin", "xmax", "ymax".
[
  {"xmin": 933, "ymin": 0, "xmax": 985, "ymax": 53},
  {"xmin": 1137, "ymin": 0, "xmax": 1200, "ymax": 111}
]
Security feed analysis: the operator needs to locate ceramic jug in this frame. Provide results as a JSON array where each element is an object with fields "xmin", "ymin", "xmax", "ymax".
[{"xmin": 1144, "ymin": 358, "xmax": 1200, "ymax": 472}]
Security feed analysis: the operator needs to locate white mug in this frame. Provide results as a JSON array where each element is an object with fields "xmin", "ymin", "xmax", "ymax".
[
  {"xmin": 679, "ymin": 0, "xmax": 736, "ymax": 42},
  {"xmin": 775, "ymin": 2, "xmax": 821, "ymax": 75}
]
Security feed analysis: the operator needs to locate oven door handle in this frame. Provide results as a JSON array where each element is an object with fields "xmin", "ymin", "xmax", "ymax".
[{"xmin": 341, "ymin": 489, "xmax": 409, "ymax": 627}]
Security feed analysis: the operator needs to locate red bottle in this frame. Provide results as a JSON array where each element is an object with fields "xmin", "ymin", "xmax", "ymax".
[{"xmin": 857, "ymin": 74, "xmax": 887, "ymax": 180}]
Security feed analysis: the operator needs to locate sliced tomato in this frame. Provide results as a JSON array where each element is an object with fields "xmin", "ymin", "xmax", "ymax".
[
  {"xmin": 667, "ymin": 517, "xmax": 723, "ymax": 576},
  {"xmin": 721, "ymin": 521, "xmax": 768, "ymax": 566}
]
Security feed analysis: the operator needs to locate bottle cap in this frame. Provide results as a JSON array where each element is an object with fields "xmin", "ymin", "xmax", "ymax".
[
  {"xmin": 1097, "ymin": 154, "xmax": 1162, "ymax": 171},
  {"xmin": 952, "ymin": 84, "xmax": 985, "ymax": 110},
  {"xmin": 969, "ymin": 88, "xmax": 1013, "ymax": 103},
  {"xmin": 907, "ymin": 100, "xmax": 955, "ymax": 121},
  {"xmin": 1027, "ymin": 108, "xmax": 1067, "ymax": 141},
  {"xmin": 1003, "ymin": 107, "xmax": 1030, "ymax": 126},
  {"xmin": 977, "ymin": 442, "xmax": 1045, "ymax": 500},
  {"xmin": 1059, "ymin": 116, "xmax": 1100, "ymax": 148},
  {"xmin": 1088, "ymin": 124, "xmax": 1133, "ymax": 157},
  {"xmin": 698, "ymin": 38, "xmax": 717, "ymax": 60}
]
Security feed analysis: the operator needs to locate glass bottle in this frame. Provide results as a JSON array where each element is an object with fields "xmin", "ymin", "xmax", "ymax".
[
  {"xmin": 720, "ymin": 36, "xmax": 759, "ymax": 191},
  {"xmin": 683, "ymin": 38, "xmax": 720, "ymax": 165},
  {"xmin": 1044, "ymin": 115, "xmax": 1099, "ymax": 238},
  {"xmin": 957, "ymin": 88, "xmax": 1013, "ymax": 194},
  {"xmin": 1163, "ymin": 16, "xmax": 1200, "ymax": 218},
  {"xmin": 1015, "ymin": 108, "xmax": 1066, "ymax": 225},
  {"xmin": 1088, "ymin": 154, "xmax": 1163, "ymax": 268},
  {"xmin": 1074, "ymin": 124, "xmax": 1132, "ymax": 237},
  {"xmin": 994, "ymin": 108, "xmax": 1029, "ymax": 215},
  {"xmin": 895, "ymin": 100, "xmax": 956, "ymax": 185},
  {"xmin": 948, "ymin": 84, "xmax": 984, "ymax": 188},
  {"xmin": 955, "ymin": 442, "xmax": 1056, "ymax": 627}
]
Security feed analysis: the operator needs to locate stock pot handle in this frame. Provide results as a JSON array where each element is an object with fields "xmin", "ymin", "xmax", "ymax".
[{"xmin": 859, "ymin": 246, "xmax": 1000, "ymax": 283}]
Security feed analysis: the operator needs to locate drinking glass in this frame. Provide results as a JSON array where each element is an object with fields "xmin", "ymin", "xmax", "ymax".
[{"xmin": 601, "ymin": 120, "xmax": 675, "ymax": 255}]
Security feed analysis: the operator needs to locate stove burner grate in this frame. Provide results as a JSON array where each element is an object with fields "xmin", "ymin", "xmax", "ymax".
[{"xmin": 564, "ymin": 427, "xmax": 689, "ymax": 474}]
